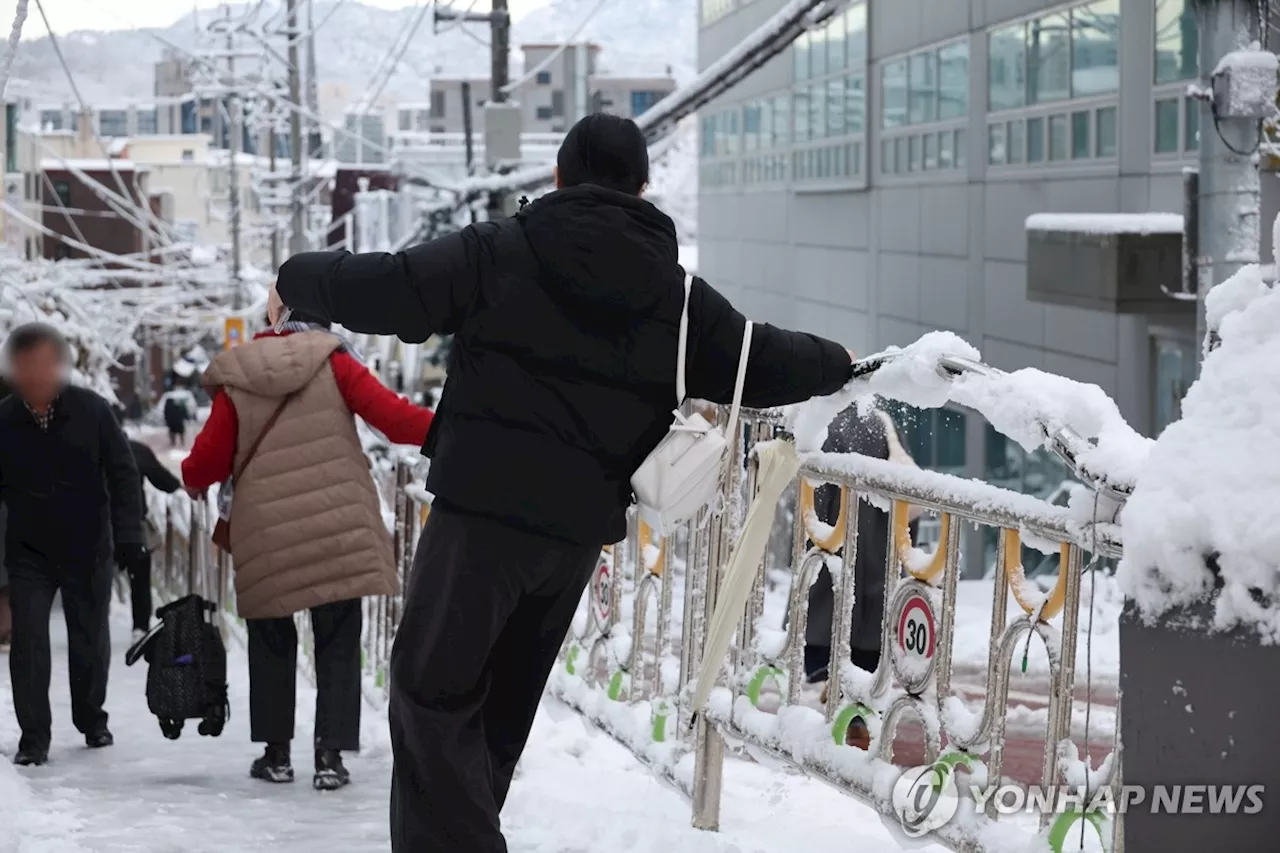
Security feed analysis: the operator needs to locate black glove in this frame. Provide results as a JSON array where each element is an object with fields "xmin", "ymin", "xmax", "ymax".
[{"xmin": 115, "ymin": 542, "xmax": 149, "ymax": 572}]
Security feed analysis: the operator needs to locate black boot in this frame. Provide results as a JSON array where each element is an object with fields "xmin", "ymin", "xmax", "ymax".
[
  {"xmin": 313, "ymin": 748, "xmax": 350, "ymax": 791},
  {"xmin": 85, "ymin": 727, "xmax": 114, "ymax": 749},
  {"xmin": 249, "ymin": 743, "xmax": 294, "ymax": 783},
  {"xmin": 13, "ymin": 747, "xmax": 48, "ymax": 766}
]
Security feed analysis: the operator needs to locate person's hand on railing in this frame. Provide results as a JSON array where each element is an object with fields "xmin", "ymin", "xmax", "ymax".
[{"xmin": 184, "ymin": 485, "xmax": 206, "ymax": 501}]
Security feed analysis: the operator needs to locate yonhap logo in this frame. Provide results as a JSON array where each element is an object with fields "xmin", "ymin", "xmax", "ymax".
[{"xmin": 891, "ymin": 760, "xmax": 962, "ymax": 837}]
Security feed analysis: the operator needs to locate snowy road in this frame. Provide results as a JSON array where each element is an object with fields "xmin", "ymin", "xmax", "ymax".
[{"xmin": 2, "ymin": 606, "xmax": 944, "ymax": 853}]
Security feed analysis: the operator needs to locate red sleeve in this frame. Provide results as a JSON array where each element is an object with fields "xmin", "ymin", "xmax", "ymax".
[
  {"xmin": 329, "ymin": 351, "xmax": 434, "ymax": 446},
  {"xmin": 181, "ymin": 390, "xmax": 238, "ymax": 490}
]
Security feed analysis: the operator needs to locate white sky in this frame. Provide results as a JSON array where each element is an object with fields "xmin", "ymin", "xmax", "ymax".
[{"xmin": 5, "ymin": 0, "xmax": 552, "ymax": 40}]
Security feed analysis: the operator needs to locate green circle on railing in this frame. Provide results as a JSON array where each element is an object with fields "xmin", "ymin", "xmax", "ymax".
[
  {"xmin": 831, "ymin": 703, "xmax": 875, "ymax": 745},
  {"xmin": 746, "ymin": 665, "xmax": 786, "ymax": 708},
  {"xmin": 652, "ymin": 702, "xmax": 671, "ymax": 743},
  {"xmin": 606, "ymin": 670, "xmax": 625, "ymax": 701},
  {"xmin": 1047, "ymin": 807, "xmax": 1107, "ymax": 852},
  {"xmin": 564, "ymin": 644, "xmax": 580, "ymax": 676}
]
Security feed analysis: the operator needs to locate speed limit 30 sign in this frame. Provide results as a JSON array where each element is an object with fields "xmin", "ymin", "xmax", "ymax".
[
  {"xmin": 897, "ymin": 594, "xmax": 936, "ymax": 661},
  {"xmin": 591, "ymin": 556, "xmax": 613, "ymax": 629}
]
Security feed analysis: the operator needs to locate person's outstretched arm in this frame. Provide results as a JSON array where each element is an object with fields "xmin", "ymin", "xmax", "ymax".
[
  {"xmin": 182, "ymin": 391, "xmax": 238, "ymax": 491},
  {"xmin": 98, "ymin": 395, "xmax": 144, "ymax": 547},
  {"xmin": 686, "ymin": 277, "xmax": 852, "ymax": 408},
  {"xmin": 328, "ymin": 351, "xmax": 433, "ymax": 446},
  {"xmin": 130, "ymin": 441, "xmax": 182, "ymax": 494},
  {"xmin": 274, "ymin": 224, "xmax": 493, "ymax": 343}
]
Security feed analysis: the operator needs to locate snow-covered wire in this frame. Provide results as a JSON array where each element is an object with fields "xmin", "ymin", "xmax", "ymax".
[
  {"xmin": 500, "ymin": 0, "xmax": 612, "ymax": 95},
  {"xmin": 311, "ymin": 0, "xmax": 349, "ymax": 35},
  {"xmin": 433, "ymin": 0, "xmax": 479, "ymax": 34},
  {"xmin": 0, "ymin": 0, "xmax": 29, "ymax": 98},
  {"xmin": 355, "ymin": 1, "xmax": 433, "ymax": 112}
]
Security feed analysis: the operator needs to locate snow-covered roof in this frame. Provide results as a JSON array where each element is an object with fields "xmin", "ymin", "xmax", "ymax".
[
  {"xmin": 1025, "ymin": 212, "xmax": 1183, "ymax": 235},
  {"xmin": 40, "ymin": 157, "xmax": 145, "ymax": 172}
]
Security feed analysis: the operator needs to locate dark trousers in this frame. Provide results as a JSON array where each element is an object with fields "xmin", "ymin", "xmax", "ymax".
[
  {"xmin": 126, "ymin": 551, "xmax": 152, "ymax": 632},
  {"xmin": 804, "ymin": 644, "xmax": 882, "ymax": 683},
  {"xmin": 7, "ymin": 562, "xmax": 112, "ymax": 753},
  {"xmin": 245, "ymin": 598, "xmax": 363, "ymax": 752},
  {"xmin": 389, "ymin": 508, "xmax": 599, "ymax": 853}
]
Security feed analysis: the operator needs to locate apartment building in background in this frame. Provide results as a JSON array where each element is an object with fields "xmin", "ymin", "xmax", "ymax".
[{"xmin": 696, "ymin": 0, "xmax": 1234, "ymax": 573}]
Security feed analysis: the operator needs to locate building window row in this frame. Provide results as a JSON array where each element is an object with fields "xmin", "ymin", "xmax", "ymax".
[
  {"xmin": 700, "ymin": 108, "xmax": 739, "ymax": 158},
  {"xmin": 795, "ymin": 2, "xmax": 867, "ymax": 83},
  {"xmin": 742, "ymin": 95, "xmax": 790, "ymax": 151},
  {"xmin": 881, "ymin": 39, "xmax": 969, "ymax": 129},
  {"xmin": 743, "ymin": 153, "xmax": 788, "ymax": 185},
  {"xmin": 988, "ymin": 0, "xmax": 1119, "ymax": 113},
  {"xmin": 795, "ymin": 76, "xmax": 865, "ymax": 143},
  {"xmin": 700, "ymin": 161, "xmax": 737, "ymax": 189},
  {"xmin": 793, "ymin": 141, "xmax": 863, "ymax": 183},
  {"xmin": 1154, "ymin": 95, "xmax": 1199, "ymax": 154},
  {"xmin": 988, "ymin": 105, "xmax": 1117, "ymax": 166},
  {"xmin": 881, "ymin": 128, "xmax": 966, "ymax": 175},
  {"xmin": 1155, "ymin": 0, "xmax": 1198, "ymax": 84}
]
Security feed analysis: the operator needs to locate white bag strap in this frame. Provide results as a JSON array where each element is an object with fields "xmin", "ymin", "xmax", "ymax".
[
  {"xmin": 676, "ymin": 272, "xmax": 693, "ymax": 406},
  {"xmin": 723, "ymin": 320, "xmax": 753, "ymax": 448}
]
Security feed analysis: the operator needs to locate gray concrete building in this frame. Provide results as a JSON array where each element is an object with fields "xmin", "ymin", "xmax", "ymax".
[{"xmin": 697, "ymin": 0, "xmax": 1222, "ymax": 568}]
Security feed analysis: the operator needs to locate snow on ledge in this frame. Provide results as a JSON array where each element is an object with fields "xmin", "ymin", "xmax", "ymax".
[
  {"xmin": 1119, "ymin": 263, "xmax": 1280, "ymax": 639},
  {"xmin": 1025, "ymin": 212, "xmax": 1184, "ymax": 235}
]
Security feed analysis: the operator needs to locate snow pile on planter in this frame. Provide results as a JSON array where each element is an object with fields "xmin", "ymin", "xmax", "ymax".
[{"xmin": 1119, "ymin": 264, "xmax": 1280, "ymax": 638}]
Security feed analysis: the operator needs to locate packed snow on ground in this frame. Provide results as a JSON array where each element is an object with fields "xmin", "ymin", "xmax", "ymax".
[
  {"xmin": 1119, "ymin": 263, "xmax": 1280, "ymax": 639},
  {"xmin": 0, "ymin": 605, "xmax": 949, "ymax": 853}
]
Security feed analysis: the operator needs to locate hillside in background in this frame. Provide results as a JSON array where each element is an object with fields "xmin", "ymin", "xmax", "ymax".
[{"xmin": 10, "ymin": 0, "xmax": 697, "ymax": 104}]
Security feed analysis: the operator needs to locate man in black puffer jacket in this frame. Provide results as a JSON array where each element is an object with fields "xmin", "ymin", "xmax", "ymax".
[{"xmin": 274, "ymin": 114, "xmax": 854, "ymax": 852}]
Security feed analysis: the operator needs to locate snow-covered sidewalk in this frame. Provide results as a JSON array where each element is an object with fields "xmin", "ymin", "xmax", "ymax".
[{"xmin": 1, "ymin": 605, "xmax": 942, "ymax": 852}]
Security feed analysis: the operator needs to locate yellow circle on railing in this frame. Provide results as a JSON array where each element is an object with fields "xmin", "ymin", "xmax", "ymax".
[
  {"xmin": 798, "ymin": 478, "xmax": 847, "ymax": 553},
  {"xmin": 893, "ymin": 502, "xmax": 950, "ymax": 583},
  {"xmin": 420, "ymin": 504, "xmax": 430, "ymax": 527},
  {"xmin": 1004, "ymin": 529, "xmax": 1070, "ymax": 622},
  {"xmin": 637, "ymin": 519, "xmax": 665, "ymax": 577}
]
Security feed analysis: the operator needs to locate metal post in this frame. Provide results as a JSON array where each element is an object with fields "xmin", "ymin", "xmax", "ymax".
[
  {"xmin": 269, "ymin": 123, "xmax": 281, "ymax": 270},
  {"xmin": 287, "ymin": 0, "xmax": 306, "ymax": 256},
  {"xmin": 1194, "ymin": 0, "xmax": 1268, "ymax": 368},
  {"xmin": 1182, "ymin": 167, "xmax": 1199, "ymax": 299},
  {"xmin": 224, "ymin": 6, "xmax": 243, "ymax": 308},
  {"xmin": 461, "ymin": 80, "xmax": 475, "ymax": 176},
  {"xmin": 490, "ymin": 0, "xmax": 510, "ymax": 105},
  {"xmin": 305, "ymin": 0, "xmax": 323, "ymax": 158}
]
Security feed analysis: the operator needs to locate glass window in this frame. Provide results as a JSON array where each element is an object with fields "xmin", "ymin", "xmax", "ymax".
[
  {"xmin": 137, "ymin": 108, "xmax": 158, "ymax": 135},
  {"xmin": 51, "ymin": 179, "xmax": 72, "ymax": 208},
  {"xmin": 1072, "ymin": 0, "xmax": 1120, "ymax": 96},
  {"xmin": 882, "ymin": 59, "xmax": 908, "ymax": 128},
  {"xmin": 1155, "ymin": 98, "xmax": 1179, "ymax": 153},
  {"xmin": 772, "ymin": 95, "xmax": 790, "ymax": 147},
  {"xmin": 909, "ymin": 134, "xmax": 922, "ymax": 171},
  {"xmin": 845, "ymin": 75, "xmax": 865, "ymax": 133},
  {"xmin": 955, "ymin": 129, "xmax": 967, "ymax": 167},
  {"xmin": 909, "ymin": 51, "xmax": 937, "ymax": 124},
  {"xmin": 812, "ymin": 23, "xmax": 829, "ymax": 78},
  {"xmin": 827, "ymin": 78, "xmax": 846, "ymax": 137},
  {"xmin": 1155, "ymin": 0, "xmax": 1198, "ymax": 84},
  {"xmin": 847, "ymin": 2, "xmax": 867, "ymax": 67},
  {"xmin": 1008, "ymin": 119, "xmax": 1025, "ymax": 163},
  {"xmin": 827, "ymin": 10, "xmax": 847, "ymax": 71},
  {"xmin": 810, "ymin": 84, "xmax": 825, "ymax": 140},
  {"xmin": 936, "ymin": 409, "xmax": 967, "ymax": 474},
  {"xmin": 989, "ymin": 123, "xmax": 1007, "ymax": 165},
  {"xmin": 895, "ymin": 136, "xmax": 907, "ymax": 172},
  {"xmin": 536, "ymin": 71, "xmax": 552, "ymax": 85},
  {"xmin": 938, "ymin": 42, "xmax": 969, "ymax": 120},
  {"xmin": 743, "ymin": 102, "xmax": 762, "ymax": 151},
  {"xmin": 940, "ymin": 130, "xmax": 955, "ymax": 169},
  {"xmin": 1028, "ymin": 13, "xmax": 1071, "ymax": 104},
  {"xmin": 882, "ymin": 138, "xmax": 894, "ymax": 173},
  {"xmin": 1184, "ymin": 96, "xmax": 1199, "ymax": 151},
  {"xmin": 924, "ymin": 132, "xmax": 938, "ymax": 170},
  {"xmin": 1049, "ymin": 114, "xmax": 1069, "ymax": 160},
  {"xmin": 989, "ymin": 22, "xmax": 1027, "ymax": 111},
  {"xmin": 795, "ymin": 31, "xmax": 811, "ymax": 81},
  {"xmin": 1071, "ymin": 110, "xmax": 1090, "ymax": 158},
  {"xmin": 794, "ymin": 90, "xmax": 811, "ymax": 142},
  {"xmin": 1096, "ymin": 105, "xmax": 1117, "ymax": 156},
  {"xmin": 1028, "ymin": 116, "xmax": 1045, "ymax": 162}
]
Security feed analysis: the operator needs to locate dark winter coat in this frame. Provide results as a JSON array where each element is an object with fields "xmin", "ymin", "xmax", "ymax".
[
  {"xmin": 163, "ymin": 397, "xmax": 189, "ymax": 431},
  {"xmin": 277, "ymin": 184, "xmax": 853, "ymax": 545},
  {"xmin": 805, "ymin": 405, "xmax": 900, "ymax": 653},
  {"xmin": 129, "ymin": 440, "xmax": 181, "ymax": 495},
  {"xmin": 0, "ymin": 386, "xmax": 145, "ymax": 570}
]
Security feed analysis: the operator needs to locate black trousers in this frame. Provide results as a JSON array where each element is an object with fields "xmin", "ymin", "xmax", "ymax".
[
  {"xmin": 803, "ymin": 644, "xmax": 882, "ymax": 683},
  {"xmin": 245, "ymin": 598, "xmax": 363, "ymax": 752},
  {"xmin": 126, "ymin": 551, "xmax": 152, "ymax": 632},
  {"xmin": 389, "ymin": 508, "xmax": 599, "ymax": 853},
  {"xmin": 7, "ymin": 561, "xmax": 113, "ymax": 753}
]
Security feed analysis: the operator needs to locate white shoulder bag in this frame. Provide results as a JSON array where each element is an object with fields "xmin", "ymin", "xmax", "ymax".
[{"xmin": 631, "ymin": 273, "xmax": 753, "ymax": 537}]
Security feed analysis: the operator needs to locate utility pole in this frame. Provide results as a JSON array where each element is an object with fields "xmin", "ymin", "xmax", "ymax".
[
  {"xmin": 269, "ymin": 120, "xmax": 280, "ymax": 270},
  {"xmin": 1193, "ymin": 0, "xmax": 1274, "ymax": 369},
  {"xmin": 287, "ymin": 0, "xmax": 306, "ymax": 256},
  {"xmin": 225, "ymin": 6, "xmax": 244, "ymax": 309},
  {"xmin": 461, "ymin": 79, "xmax": 475, "ymax": 175},
  {"xmin": 305, "ymin": 0, "xmax": 323, "ymax": 158},
  {"xmin": 490, "ymin": 0, "xmax": 510, "ymax": 105}
]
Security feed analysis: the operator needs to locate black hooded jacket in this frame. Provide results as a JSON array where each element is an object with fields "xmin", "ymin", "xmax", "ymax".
[{"xmin": 277, "ymin": 185, "xmax": 852, "ymax": 545}]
